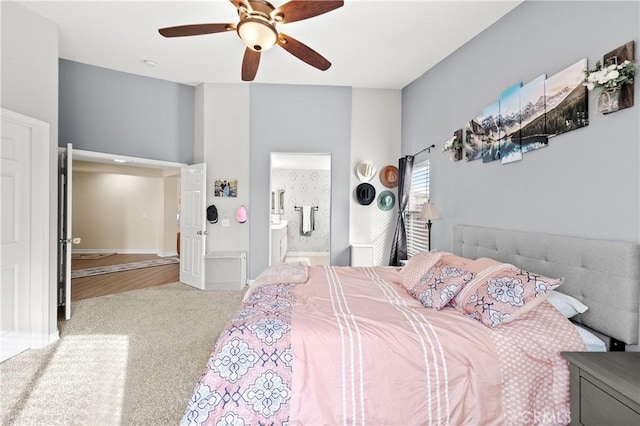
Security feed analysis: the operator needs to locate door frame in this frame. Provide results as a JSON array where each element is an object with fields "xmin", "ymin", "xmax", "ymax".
[
  {"xmin": 269, "ymin": 152, "xmax": 332, "ymax": 266},
  {"xmin": 58, "ymin": 143, "xmax": 73, "ymax": 320},
  {"xmin": 1, "ymin": 108, "xmax": 51, "ymax": 349},
  {"xmin": 58, "ymin": 148, "xmax": 186, "ymax": 294}
]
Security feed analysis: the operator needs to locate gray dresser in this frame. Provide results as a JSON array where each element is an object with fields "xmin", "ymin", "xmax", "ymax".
[{"xmin": 562, "ymin": 352, "xmax": 640, "ymax": 425}]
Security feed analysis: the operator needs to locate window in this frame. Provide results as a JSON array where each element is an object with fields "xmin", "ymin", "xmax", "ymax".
[{"xmin": 406, "ymin": 160, "xmax": 430, "ymax": 258}]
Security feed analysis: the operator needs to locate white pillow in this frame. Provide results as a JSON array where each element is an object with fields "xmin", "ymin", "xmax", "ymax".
[
  {"xmin": 547, "ymin": 291, "xmax": 588, "ymax": 318},
  {"xmin": 243, "ymin": 262, "xmax": 309, "ymax": 302},
  {"xmin": 253, "ymin": 262, "xmax": 308, "ymax": 286},
  {"xmin": 573, "ymin": 324, "xmax": 607, "ymax": 352}
]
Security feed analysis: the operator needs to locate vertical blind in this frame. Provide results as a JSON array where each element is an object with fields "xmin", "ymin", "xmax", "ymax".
[{"xmin": 406, "ymin": 160, "xmax": 430, "ymax": 258}]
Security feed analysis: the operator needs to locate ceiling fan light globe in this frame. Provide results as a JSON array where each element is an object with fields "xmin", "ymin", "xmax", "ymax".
[{"xmin": 237, "ymin": 18, "xmax": 277, "ymax": 52}]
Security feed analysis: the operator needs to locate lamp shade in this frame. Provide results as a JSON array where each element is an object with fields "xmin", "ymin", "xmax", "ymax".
[
  {"xmin": 420, "ymin": 202, "xmax": 440, "ymax": 221},
  {"xmin": 237, "ymin": 18, "xmax": 278, "ymax": 52}
]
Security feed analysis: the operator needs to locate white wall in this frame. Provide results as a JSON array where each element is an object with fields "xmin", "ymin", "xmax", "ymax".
[
  {"xmin": 71, "ymin": 161, "xmax": 180, "ymax": 256},
  {"xmin": 195, "ymin": 83, "xmax": 251, "ymax": 258},
  {"xmin": 350, "ymin": 89, "xmax": 402, "ymax": 265},
  {"xmin": 1, "ymin": 1, "xmax": 59, "ymax": 342}
]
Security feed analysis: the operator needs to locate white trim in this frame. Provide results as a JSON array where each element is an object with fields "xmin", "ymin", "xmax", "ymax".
[
  {"xmin": 2, "ymin": 108, "xmax": 51, "ymax": 349},
  {"xmin": 285, "ymin": 251, "xmax": 330, "ymax": 257},
  {"xmin": 61, "ymin": 147, "xmax": 187, "ymax": 170},
  {"xmin": 72, "ymin": 249, "xmax": 178, "ymax": 257},
  {"xmin": 72, "ymin": 248, "xmax": 160, "ymax": 255}
]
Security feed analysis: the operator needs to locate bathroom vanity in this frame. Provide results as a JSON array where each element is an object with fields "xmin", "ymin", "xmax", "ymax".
[{"xmin": 270, "ymin": 220, "xmax": 288, "ymax": 265}]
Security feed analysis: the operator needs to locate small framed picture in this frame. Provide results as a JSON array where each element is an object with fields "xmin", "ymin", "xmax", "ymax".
[{"xmin": 214, "ymin": 179, "xmax": 238, "ymax": 197}]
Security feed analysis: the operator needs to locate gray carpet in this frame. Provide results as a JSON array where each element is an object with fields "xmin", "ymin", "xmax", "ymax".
[{"xmin": 1, "ymin": 282, "xmax": 245, "ymax": 425}]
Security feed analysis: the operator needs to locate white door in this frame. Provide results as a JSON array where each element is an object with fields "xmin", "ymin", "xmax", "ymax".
[
  {"xmin": 1, "ymin": 117, "xmax": 33, "ymax": 361},
  {"xmin": 180, "ymin": 163, "xmax": 207, "ymax": 289},
  {"xmin": 57, "ymin": 144, "xmax": 73, "ymax": 320}
]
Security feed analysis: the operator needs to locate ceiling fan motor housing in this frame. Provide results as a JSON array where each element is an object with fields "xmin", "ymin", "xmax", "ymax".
[{"xmin": 237, "ymin": 17, "xmax": 278, "ymax": 52}]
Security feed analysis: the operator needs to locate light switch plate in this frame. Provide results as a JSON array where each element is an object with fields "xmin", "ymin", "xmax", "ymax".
[{"xmin": 221, "ymin": 219, "xmax": 230, "ymax": 227}]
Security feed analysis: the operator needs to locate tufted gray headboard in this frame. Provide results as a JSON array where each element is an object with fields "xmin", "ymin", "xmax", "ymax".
[{"xmin": 452, "ymin": 225, "xmax": 640, "ymax": 345}]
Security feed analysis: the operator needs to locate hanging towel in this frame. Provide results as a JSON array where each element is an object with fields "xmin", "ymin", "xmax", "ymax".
[{"xmin": 301, "ymin": 206, "xmax": 314, "ymax": 236}]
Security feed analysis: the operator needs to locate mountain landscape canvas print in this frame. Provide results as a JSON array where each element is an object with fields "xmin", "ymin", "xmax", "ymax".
[
  {"xmin": 464, "ymin": 117, "xmax": 484, "ymax": 162},
  {"xmin": 519, "ymin": 74, "xmax": 548, "ymax": 153},
  {"xmin": 481, "ymin": 101, "xmax": 501, "ymax": 163},
  {"xmin": 545, "ymin": 58, "xmax": 589, "ymax": 138},
  {"xmin": 458, "ymin": 59, "xmax": 589, "ymax": 167},
  {"xmin": 499, "ymin": 82, "xmax": 523, "ymax": 164}
]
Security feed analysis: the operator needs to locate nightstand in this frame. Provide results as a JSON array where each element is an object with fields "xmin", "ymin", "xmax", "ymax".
[{"xmin": 562, "ymin": 352, "xmax": 640, "ymax": 425}]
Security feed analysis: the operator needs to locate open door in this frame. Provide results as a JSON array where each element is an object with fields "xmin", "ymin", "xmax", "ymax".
[
  {"xmin": 1, "ymin": 111, "xmax": 36, "ymax": 361},
  {"xmin": 180, "ymin": 163, "xmax": 207, "ymax": 289},
  {"xmin": 57, "ymin": 143, "xmax": 72, "ymax": 320}
]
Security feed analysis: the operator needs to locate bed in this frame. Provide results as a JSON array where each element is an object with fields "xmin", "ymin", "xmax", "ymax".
[{"xmin": 181, "ymin": 225, "xmax": 640, "ymax": 425}]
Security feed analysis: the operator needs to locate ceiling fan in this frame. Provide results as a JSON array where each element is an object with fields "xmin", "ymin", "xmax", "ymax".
[{"xmin": 159, "ymin": 0, "xmax": 344, "ymax": 81}]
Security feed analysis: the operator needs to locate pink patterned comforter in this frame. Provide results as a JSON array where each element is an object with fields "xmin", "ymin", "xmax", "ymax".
[{"xmin": 182, "ymin": 265, "xmax": 584, "ymax": 425}]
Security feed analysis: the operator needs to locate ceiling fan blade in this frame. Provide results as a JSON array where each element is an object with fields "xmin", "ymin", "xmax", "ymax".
[
  {"xmin": 242, "ymin": 48, "xmax": 261, "ymax": 81},
  {"xmin": 273, "ymin": 0, "xmax": 344, "ymax": 24},
  {"xmin": 159, "ymin": 23, "xmax": 235, "ymax": 38},
  {"xmin": 277, "ymin": 33, "xmax": 331, "ymax": 71}
]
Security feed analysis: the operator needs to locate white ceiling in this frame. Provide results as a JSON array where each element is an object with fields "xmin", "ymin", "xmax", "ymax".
[{"xmin": 20, "ymin": 0, "xmax": 522, "ymax": 89}]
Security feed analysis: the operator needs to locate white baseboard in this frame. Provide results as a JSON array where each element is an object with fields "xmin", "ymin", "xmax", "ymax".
[
  {"xmin": 159, "ymin": 251, "xmax": 178, "ymax": 258},
  {"xmin": 72, "ymin": 248, "xmax": 159, "ymax": 255},
  {"xmin": 286, "ymin": 251, "xmax": 330, "ymax": 257},
  {"xmin": 31, "ymin": 330, "xmax": 59, "ymax": 349}
]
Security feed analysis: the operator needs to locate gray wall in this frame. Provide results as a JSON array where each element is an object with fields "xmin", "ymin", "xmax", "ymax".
[
  {"xmin": 250, "ymin": 84, "xmax": 352, "ymax": 277},
  {"xmin": 403, "ymin": 0, "xmax": 640, "ymax": 251},
  {"xmin": 59, "ymin": 59, "xmax": 195, "ymax": 164}
]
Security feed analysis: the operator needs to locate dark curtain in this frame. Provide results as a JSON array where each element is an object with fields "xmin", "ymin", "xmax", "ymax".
[{"xmin": 389, "ymin": 155, "xmax": 414, "ymax": 266}]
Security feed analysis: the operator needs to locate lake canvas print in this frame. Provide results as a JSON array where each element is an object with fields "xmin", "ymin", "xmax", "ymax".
[{"xmin": 499, "ymin": 82, "xmax": 523, "ymax": 164}]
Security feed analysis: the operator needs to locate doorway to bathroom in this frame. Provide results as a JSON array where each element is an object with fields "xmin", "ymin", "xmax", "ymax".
[{"xmin": 269, "ymin": 153, "xmax": 331, "ymax": 266}]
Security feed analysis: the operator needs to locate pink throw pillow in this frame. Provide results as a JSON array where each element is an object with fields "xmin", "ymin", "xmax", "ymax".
[
  {"xmin": 463, "ymin": 257, "xmax": 503, "ymax": 274},
  {"xmin": 440, "ymin": 253, "xmax": 473, "ymax": 269},
  {"xmin": 451, "ymin": 263, "xmax": 562, "ymax": 327},
  {"xmin": 400, "ymin": 251, "xmax": 444, "ymax": 291},
  {"xmin": 408, "ymin": 260, "xmax": 475, "ymax": 310}
]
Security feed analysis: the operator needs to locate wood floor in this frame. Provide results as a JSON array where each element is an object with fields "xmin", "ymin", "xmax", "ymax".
[{"xmin": 71, "ymin": 253, "xmax": 179, "ymax": 301}]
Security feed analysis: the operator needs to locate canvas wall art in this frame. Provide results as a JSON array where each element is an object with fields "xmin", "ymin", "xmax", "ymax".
[
  {"xmin": 481, "ymin": 101, "xmax": 501, "ymax": 163},
  {"xmin": 464, "ymin": 118, "xmax": 484, "ymax": 162},
  {"xmin": 519, "ymin": 74, "xmax": 548, "ymax": 153},
  {"xmin": 545, "ymin": 58, "xmax": 588, "ymax": 138},
  {"xmin": 499, "ymin": 82, "xmax": 523, "ymax": 164},
  {"xmin": 603, "ymin": 41, "xmax": 635, "ymax": 112}
]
